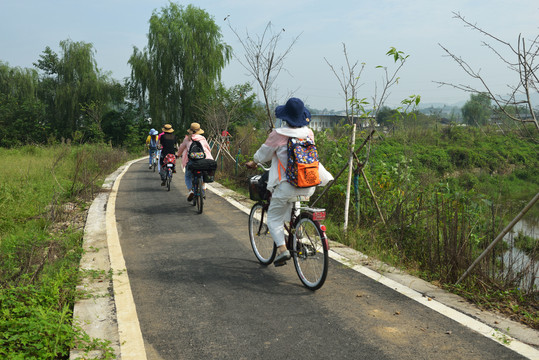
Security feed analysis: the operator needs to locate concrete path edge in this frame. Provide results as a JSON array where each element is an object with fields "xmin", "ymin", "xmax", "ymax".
[{"xmin": 71, "ymin": 158, "xmax": 146, "ymax": 360}]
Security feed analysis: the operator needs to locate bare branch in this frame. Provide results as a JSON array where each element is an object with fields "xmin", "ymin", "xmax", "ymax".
[
  {"xmin": 229, "ymin": 21, "xmax": 301, "ymax": 130},
  {"xmin": 452, "ymin": 12, "xmax": 514, "ymax": 51},
  {"xmin": 324, "ymin": 43, "xmax": 365, "ymax": 123},
  {"xmin": 438, "ymin": 15, "xmax": 539, "ymax": 131}
]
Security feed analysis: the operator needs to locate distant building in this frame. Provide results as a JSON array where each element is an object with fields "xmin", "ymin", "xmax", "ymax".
[
  {"xmin": 308, "ymin": 114, "xmax": 376, "ymax": 130},
  {"xmin": 308, "ymin": 114, "xmax": 345, "ymax": 130}
]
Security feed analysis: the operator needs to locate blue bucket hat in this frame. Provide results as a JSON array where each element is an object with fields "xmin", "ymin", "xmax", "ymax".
[
  {"xmin": 275, "ymin": 98, "xmax": 311, "ymax": 128},
  {"xmin": 149, "ymin": 128, "xmax": 158, "ymax": 136}
]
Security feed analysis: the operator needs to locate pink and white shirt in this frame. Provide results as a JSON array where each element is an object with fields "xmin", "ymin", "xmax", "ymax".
[{"xmin": 253, "ymin": 124, "xmax": 332, "ymax": 191}]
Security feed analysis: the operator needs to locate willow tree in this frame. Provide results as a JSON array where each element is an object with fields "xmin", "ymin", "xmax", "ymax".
[
  {"xmin": 35, "ymin": 40, "xmax": 118, "ymax": 140},
  {"xmin": 130, "ymin": 3, "xmax": 231, "ymax": 131},
  {"xmin": 56, "ymin": 40, "xmax": 102, "ymax": 138},
  {"xmin": 128, "ymin": 46, "xmax": 152, "ymax": 121},
  {"xmin": 0, "ymin": 62, "xmax": 46, "ymax": 145}
]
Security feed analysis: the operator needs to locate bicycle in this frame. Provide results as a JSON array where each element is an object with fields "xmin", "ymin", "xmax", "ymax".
[
  {"xmin": 163, "ymin": 153, "xmax": 176, "ymax": 192},
  {"xmin": 151, "ymin": 151, "xmax": 158, "ymax": 172},
  {"xmin": 247, "ymin": 167, "xmax": 329, "ymax": 290},
  {"xmin": 191, "ymin": 168, "xmax": 204, "ymax": 214},
  {"xmin": 187, "ymin": 159, "xmax": 217, "ymax": 215},
  {"xmin": 156, "ymin": 149, "xmax": 162, "ymax": 172}
]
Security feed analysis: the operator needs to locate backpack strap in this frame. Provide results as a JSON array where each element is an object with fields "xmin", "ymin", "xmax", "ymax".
[
  {"xmin": 277, "ymin": 158, "xmax": 286, "ymax": 182},
  {"xmin": 277, "ymin": 136, "xmax": 293, "ymax": 182}
]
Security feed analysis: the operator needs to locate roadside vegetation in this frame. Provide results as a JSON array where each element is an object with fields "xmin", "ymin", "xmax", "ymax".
[
  {"xmin": 0, "ymin": 144, "xmax": 132, "ymax": 359},
  {"xmin": 219, "ymin": 122, "xmax": 538, "ymax": 330},
  {"xmin": 1, "ymin": 1, "xmax": 538, "ymax": 357}
]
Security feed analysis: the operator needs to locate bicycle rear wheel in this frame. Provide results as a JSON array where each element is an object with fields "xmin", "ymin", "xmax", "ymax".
[
  {"xmin": 196, "ymin": 177, "xmax": 203, "ymax": 214},
  {"xmin": 166, "ymin": 170, "xmax": 172, "ymax": 191},
  {"xmin": 248, "ymin": 203, "xmax": 275, "ymax": 265},
  {"xmin": 292, "ymin": 215, "xmax": 328, "ymax": 290}
]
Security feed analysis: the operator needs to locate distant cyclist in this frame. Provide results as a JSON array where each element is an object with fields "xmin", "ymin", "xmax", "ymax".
[
  {"xmin": 159, "ymin": 124, "xmax": 179, "ymax": 186},
  {"xmin": 177, "ymin": 122, "xmax": 213, "ymax": 201},
  {"xmin": 145, "ymin": 128, "xmax": 159, "ymax": 169}
]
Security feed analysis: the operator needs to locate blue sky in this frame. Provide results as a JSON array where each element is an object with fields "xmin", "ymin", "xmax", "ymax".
[{"xmin": 1, "ymin": 0, "xmax": 538, "ymax": 110}]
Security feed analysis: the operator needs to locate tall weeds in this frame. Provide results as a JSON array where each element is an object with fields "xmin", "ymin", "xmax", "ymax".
[
  {"xmin": 0, "ymin": 144, "xmax": 131, "ymax": 359},
  {"xmin": 224, "ymin": 124, "xmax": 538, "ymax": 328}
]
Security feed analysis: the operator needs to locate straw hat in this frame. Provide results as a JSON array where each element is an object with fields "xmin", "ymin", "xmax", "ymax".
[
  {"xmin": 187, "ymin": 122, "xmax": 204, "ymax": 135},
  {"xmin": 162, "ymin": 124, "xmax": 174, "ymax": 133}
]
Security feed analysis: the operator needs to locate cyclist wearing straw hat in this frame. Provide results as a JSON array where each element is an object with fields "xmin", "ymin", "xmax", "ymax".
[
  {"xmin": 159, "ymin": 124, "xmax": 179, "ymax": 186},
  {"xmin": 177, "ymin": 122, "xmax": 214, "ymax": 201}
]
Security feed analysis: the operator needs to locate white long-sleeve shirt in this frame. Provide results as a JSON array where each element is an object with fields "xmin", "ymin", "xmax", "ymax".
[{"xmin": 253, "ymin": 124, "xmax": 333, "ymax": 192}]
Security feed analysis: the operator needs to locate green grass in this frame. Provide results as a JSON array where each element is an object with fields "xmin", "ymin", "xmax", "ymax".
[{"xmin": 0, "ymin": 144, "xmax": 131, "ymax": 359}]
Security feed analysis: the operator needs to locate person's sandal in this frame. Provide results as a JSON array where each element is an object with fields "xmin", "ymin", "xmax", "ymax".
[{"xmin": 274, "ymin": 249, "xmax": 291, "ymax": 267}]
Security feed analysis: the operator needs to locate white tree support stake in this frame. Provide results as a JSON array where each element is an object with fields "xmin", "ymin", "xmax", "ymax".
[
  {"xmin": 344, "ymin": 124, "xmax": 357, "ymax": 233},
  {"xmin": 456, "ymin": 191, "xmax": 539, "ymax": 285}
]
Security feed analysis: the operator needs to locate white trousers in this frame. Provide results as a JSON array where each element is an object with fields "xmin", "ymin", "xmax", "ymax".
[{"xmin": 267, "ymin": 182, "xmax": 316, "ymax": 247}]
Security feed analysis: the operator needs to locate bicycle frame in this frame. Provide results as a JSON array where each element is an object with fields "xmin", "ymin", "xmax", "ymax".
[
  {"xmin": 192, "ymin": 170, "xmax": 204, "ymax": 195},
  {"xmin": 248, "ymin": 163, "xmax": 329, "ymax": 290},
  {"xmin": 256, "ymin": 199, "xmax": 329, "ymax": 254},
  {"xmin": 285, "ymin": 202, "xmax": 329, "ymax": 253},
  {"xmin": 165, "ymin": 162, "xmax": 174, "ymax": 175},
  {"xmin": 191, "ymin": 169, "xmax": 205, "ymax": 213},
  {"xmin": 156, "ymin": 150, "xmax": 162, "ymax": 171}
]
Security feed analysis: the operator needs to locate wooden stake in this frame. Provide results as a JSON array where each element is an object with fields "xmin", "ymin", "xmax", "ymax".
[
  {"xmin": 360, "ymin": 168, "xmax": 386, "ymax": 225},
  {"xmin": 456, "ymin": 191, "xmax": 539, "ymax": 285}
]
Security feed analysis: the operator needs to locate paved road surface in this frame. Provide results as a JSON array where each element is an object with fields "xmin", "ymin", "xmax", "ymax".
[{"xmin": 114, "ymin": 160, "xmax": 527, "ymax": 360}]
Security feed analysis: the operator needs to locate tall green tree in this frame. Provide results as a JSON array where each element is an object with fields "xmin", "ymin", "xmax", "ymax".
[
  {"xmin": 376, "ymin": 106, "xmax": 398, "ymax": 127},
  {"xmin": 201, "ymin": 82, "xmax": 262, "ymax": 136},
  {"xmin": 129, "ymin": 3, "xmax": 231, "ymax": 131},
  {"xmin": 0, "ymin": 62, "xmax": 47, "ymax": 145},
  {"xmin": 461, "ymin": 93, "xmax": 492, "ymax": 126},
  {"xmin": 127, "ymin": 47, "xmax": 151, "ymax": 122},
  {"xmin": 35, "ymin": 40, "xmax": 124, "ymax": 141}
]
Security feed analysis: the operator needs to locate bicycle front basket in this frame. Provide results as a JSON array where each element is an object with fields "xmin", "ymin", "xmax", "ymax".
[{"xmin": 249, "ymin": 172, "xmax": 270, "ymax": 201}]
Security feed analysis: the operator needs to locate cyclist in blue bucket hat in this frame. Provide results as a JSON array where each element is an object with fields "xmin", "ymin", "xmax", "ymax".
[
  {"xmin": 246, "ymin": 98, "xmax": 333, "ymax": 265},
  {"xmin": 146, "ymin": 128, "xmax": 159, "ymax": 169}
]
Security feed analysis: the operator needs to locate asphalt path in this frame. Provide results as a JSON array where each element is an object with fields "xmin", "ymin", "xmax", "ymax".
[{"xmin": 114, "ymin": 159, "xmax": 527, "ymax": 360}]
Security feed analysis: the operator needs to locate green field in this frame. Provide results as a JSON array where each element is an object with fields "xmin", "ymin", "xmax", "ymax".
[{"xmin": 0, "ymin": 144, "xmax": 131, "ymax": 359}]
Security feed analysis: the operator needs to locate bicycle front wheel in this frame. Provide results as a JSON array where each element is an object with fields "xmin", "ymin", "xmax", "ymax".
[
  {"xmin": 293, "ymin": 215, "xmax": 328, "ymax": 290},
  {"xmin": 248, "ymin": 203, "xmax": 275, "ymax": 265},
  {"xmin": 196, "ymin": 177, "xmax": 203, "ymax": 214}
]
